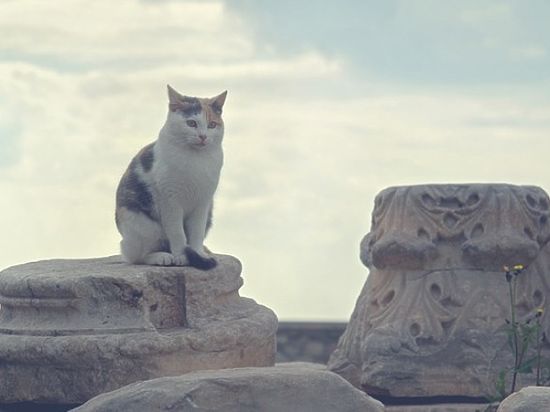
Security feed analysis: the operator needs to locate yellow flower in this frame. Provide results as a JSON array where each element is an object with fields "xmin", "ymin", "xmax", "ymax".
[
  {"xmin": 513, "ymin": 264, "xmax": 524, "ymax": 271},
  {"xmin": 536, "ymin": 307, "xmax": 544, "ymax": 317}
]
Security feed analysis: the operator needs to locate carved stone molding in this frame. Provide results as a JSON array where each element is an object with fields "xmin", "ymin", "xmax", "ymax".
[{"xmin": 329, "ymin": 184, "xmax": 550, "ymax": 399}]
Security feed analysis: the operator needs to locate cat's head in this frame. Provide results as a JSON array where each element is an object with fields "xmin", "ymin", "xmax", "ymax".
[{"xmin": 163, "ymin": 85, "xmax": 227, "ymax": 149}]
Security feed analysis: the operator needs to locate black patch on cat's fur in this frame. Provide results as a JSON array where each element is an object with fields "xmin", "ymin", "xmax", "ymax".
[
  {"xmin": 116, "ymin": 162, "xmax": 157, "ymax": 222},
  {"xmin": 139, "ymin": 143, "xmax": 155, "ymax": 172},
  {"xmin": 181, "ymin": 96, "xmax": 199, "ymax": 104},
  {"xmin": 206, "ymin": 204, "xmax": 213, "ymax": 234},
  {"xmin": 181, "ymin": 101, "xmax": 202, "ymax": 116},
  {"xmin": 184, "ymin": 247, "xmax": 217, "ymax": 270},
  {"xmin": 170, "ymin": 97, "xmax": 202, "ymax": 116}
]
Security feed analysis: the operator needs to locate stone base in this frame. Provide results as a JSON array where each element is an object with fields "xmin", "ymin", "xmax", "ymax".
[{"xmin": 0, "ymin": 255, "xmax": 277, "ymax": 404}]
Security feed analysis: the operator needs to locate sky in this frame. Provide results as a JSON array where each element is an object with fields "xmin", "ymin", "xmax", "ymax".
[{"xmin": 1, "ymin": 0, "xmax": 550, "ymax": 321}]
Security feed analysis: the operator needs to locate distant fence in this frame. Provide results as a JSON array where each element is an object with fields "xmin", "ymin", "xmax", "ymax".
[{"xmin": 276, "ymin": 321, "xmax": 347, "ymax": 364}]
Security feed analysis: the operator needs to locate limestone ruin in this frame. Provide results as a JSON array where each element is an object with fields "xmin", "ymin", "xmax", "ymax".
[
  {"xmin": 329, "ymin": 184, "xmax": 550, "ymax": 405},
  {"xmin": 0, "ymin": 255, "xmax": 277, "ymax": 405}
]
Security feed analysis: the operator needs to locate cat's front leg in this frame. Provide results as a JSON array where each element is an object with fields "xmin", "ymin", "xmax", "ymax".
[
  {"xmin": 184, "ymin": 203, "xmax": 217, "ymax": 270},
  {"xmin": 159, "ymin": 202, "xmax": 189, "ymax": 266}
]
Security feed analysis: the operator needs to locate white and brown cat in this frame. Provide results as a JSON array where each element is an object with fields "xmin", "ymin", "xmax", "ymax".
[{"xmin": 115, "ymin": 85, "xmax": 227, "ymax": 270}]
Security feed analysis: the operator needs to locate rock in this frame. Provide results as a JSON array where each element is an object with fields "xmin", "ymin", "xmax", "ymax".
[
  {"xmin": 70, "ymin": 363, "xmax": 385, "ymax": 412},
  {"xmin": 497, "ymin": 386, "xmax": 550, "ymax": 412},
  {"xmin": 328, "ymin": 184, "xmax": 550, "ymax": 399},
  {"xmin": 0, "ymin": 255, "xmax": 277, "ymax": 404}
]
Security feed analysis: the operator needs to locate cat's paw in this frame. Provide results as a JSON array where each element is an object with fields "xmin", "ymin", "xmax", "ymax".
[
  {"xmin": 184, "ymin": 247, "xmax": 217, "ymax": 270},
  {"xmin": 172, "ymin": 254, "xmax": 189, "ymax": 266},
  {"xmin": 143, "ymin": 252, "xmax": 174, "ymax": 266}
]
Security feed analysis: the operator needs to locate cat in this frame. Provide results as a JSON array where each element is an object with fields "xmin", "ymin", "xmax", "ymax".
[{"xmin": 115, "ymin": 85, "xmax": 227, "ymax": 270}]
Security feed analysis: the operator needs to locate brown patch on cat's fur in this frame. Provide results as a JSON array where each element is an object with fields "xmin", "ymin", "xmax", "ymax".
[{"xmin": 197, "ymin": 91, "xmax": 227, "ymax": 124}]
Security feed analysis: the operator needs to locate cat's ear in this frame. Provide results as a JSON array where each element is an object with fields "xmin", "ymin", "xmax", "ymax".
[
  {"xmin": 167, "ymin": 84, "xmax": 184, "ymax": 104},
  {"xmin": 167, "ymin": 84, "xmax": 195, "ymax": 112},
  {"xmin": 211, "ymin": 91, "xmax": 227, "ymax": 114}
]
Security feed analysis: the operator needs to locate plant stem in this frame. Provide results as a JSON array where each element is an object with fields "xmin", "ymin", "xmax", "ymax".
[
  {"xmin": 536, "ymin": 318, "xmax": 542, "ymax": 386},
  {"xmin": 509, "ymin": 277, "xmax": 519, "ymax": 394}
]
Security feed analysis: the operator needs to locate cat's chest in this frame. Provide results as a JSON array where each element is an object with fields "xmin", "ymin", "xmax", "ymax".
[{"xmin": 153, "ymin": 151, "xmax": 222, "ymax": 203}]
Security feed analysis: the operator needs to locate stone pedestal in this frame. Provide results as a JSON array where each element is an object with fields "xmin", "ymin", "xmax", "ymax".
[
  {"xmin": 328, "ymin": 184, "xmax": 550, "ymax": 402},
  {"xmin": 0, "ymin": 255, "xmax": 277, "ymax": 404}
]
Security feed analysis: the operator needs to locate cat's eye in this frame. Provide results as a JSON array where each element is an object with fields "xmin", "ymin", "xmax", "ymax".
[
  {"xmin": 208, "ymin": 121, "xmax": 217, "ymax": 129},
  {"xmin": 186, "ymin": 120, "xmax": 198, "ymax": 128}
]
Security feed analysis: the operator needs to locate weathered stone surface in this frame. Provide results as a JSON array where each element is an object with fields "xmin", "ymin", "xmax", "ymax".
[
  {"xmin": 71, "ymin": 363, "xmax": 385, "ymax": 412},
  {"xmin": 328, "ymin": 184, "xmax": 550, "ymax": 399},
  {"xmin": 497, "ymin": 386, "xmax": 550, "ymax": 412},
  {"xmin": 0, "ymin": 255, "xmax": 277, "ymax": 404}
]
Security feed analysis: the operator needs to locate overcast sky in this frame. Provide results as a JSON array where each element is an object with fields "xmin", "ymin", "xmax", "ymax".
[{"xmin": 1, "ymin": 0, "xmax": 550, "ymax": 321}]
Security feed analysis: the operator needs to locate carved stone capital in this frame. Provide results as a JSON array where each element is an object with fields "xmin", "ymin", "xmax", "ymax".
[{"xmin": 330, "ymin": 184, "xmax": 550, "ymax": 399}]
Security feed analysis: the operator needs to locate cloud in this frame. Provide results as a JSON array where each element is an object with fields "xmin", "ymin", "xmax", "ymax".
[
  {"xmin": 458, "ymin": 2, "xmax": 513, "ymax": 24},
  {"xmin": 211, "ymin": 92, "xmax": 550, "ymax": 319},
  {"xmin": 1, "ymin": 0, "xmax": 550, "ymax": 321},
  {"xmin": 511, "ymin": 45, "xmax": 547, "ymax": 60},
  {"xmin": 0, "ymin": 0, "xmax": 349, "ymax": 319},
  {"xmin": 0, "ymin": 1, "xmax": 253, "ymax": 63}
]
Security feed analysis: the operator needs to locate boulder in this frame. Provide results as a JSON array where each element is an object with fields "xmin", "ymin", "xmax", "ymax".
[
  {"xmin": 71, "ymin": 363, "xmax": 385, "ymax": 412},
  {"xmin": 497, "ymin": 386, "xmax": 550, "ymax": 412}
]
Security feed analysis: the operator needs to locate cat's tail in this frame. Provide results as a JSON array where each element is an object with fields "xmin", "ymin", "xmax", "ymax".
[{"xmin": 184, "ymin": 247, "xmax": 217, "ymax": 270}]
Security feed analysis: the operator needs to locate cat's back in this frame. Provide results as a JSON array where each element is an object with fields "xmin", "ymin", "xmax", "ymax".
[{"xmin": 116, "ymin": 142, "xmax": 158, "ymax": 225}]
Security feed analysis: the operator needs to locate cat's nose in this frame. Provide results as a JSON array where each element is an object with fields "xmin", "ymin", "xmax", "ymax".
[{"xmin": 199, "ymin": 134, "xmax": 207, "ymax": 142}]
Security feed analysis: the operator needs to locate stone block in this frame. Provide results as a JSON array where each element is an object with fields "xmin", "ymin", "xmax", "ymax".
[{"xmin": 0, "ymin": 255, "xmax": 277, "ymax": 404}]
